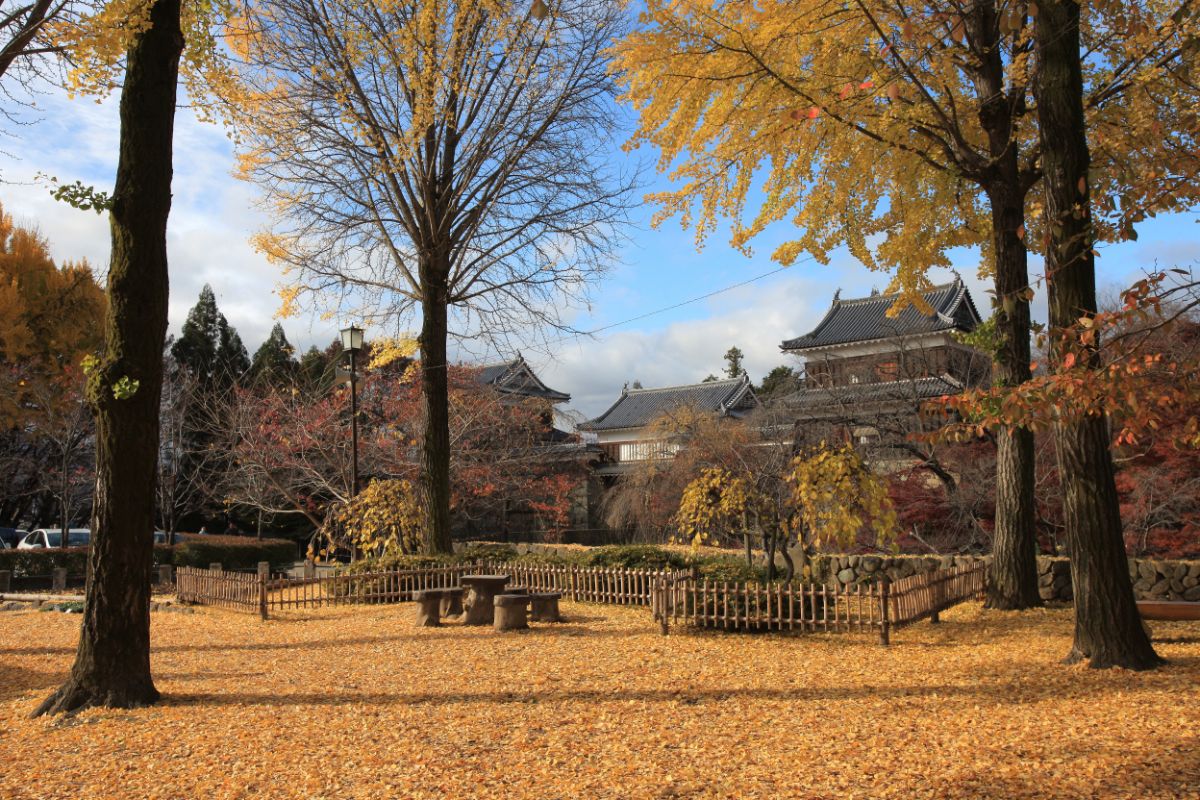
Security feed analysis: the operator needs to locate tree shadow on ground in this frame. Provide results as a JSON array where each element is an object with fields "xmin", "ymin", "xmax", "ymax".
[{"xmin": 159, "ymin": 672, "xmax": 1152, "ymax": 710}]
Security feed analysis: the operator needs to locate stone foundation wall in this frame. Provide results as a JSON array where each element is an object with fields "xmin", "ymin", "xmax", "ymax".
[
  {"xmin": 459, "ymin": 541, "xmax": 1200, "ymax": 603},
  {"xmin": 810, "ymin": 554, "xmax": 1200, "ymax": 603}
]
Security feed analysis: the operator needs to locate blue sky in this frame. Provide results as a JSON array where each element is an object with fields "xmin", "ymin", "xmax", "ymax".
[{"xmin": 1, "ymin": 72, "xmax": 1196, "ymax": 421}]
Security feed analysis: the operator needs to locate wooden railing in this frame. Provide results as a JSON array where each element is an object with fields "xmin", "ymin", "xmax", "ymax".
[
  {"xmin": 653, "ymin": 577, "xmax": 886, "ymax": 637},
  {"xmin": 480, "ymin": 560, "xmax": 692, "ymax": 606},
  {"xmin": 887, "ymin": 563, "xmax": 986, "ymax": 630},
  {"xmin": 176, "ymin": 566, "xmax": 263, "ymax": 617},
  {"xmin": 652, "ymin": 562, "xmax": 987, "ymax": 644},
  {"xmin": 176, "ymin": 560, "xmax": 986, "ymax": 638},
  {"xmin": 265, "ymin": 564, "xmax": 473, "ymax": 612}
]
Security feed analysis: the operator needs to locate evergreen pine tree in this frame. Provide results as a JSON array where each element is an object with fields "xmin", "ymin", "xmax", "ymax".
[
  {"xmin": 250, "ymin": 323, "xmax": 297, "ymax": 385},
  {"xmin": 171, "ymin": 284, "xmax": 250, "ymax": 386}
]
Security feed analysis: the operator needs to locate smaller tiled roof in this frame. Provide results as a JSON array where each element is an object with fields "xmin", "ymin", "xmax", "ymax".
[
  {"xmin": 778, "ymin": 374, "xmax": 965, "ymax": 411},
  {"xmin": 580, "ymin": 375, "xmax": 756, "ymax": 432},
  {"xmin": 477, "ymin": 355, "xmax": 570, "ymax": 402},
  {"xmin": 781, "ymin": 279, "xmax": 981, "ymax": 352}
]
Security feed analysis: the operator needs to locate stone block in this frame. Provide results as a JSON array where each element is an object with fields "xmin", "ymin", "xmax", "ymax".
[
  {"xmin": 1184, "ymin": 576, "xmax": 1198, "ymax": 590},
  {"xmin": 1173, "ymin": 563, "xmax": 1190, "ymax": 581},
  {"xmin": 494, "ymin": 594, "xmax": 530, "ymax": 631},
  {"xmin": 1138, "ymin": 561, "xmax": 1157, "ymax": 581},
  {"xmin": 836, "ymin": 568, "xmax": 856, "ymax": 585},
  {"xmin": 860, "ymin": 556, "xmax": 881, "ymax": 573},
  {"xmin": 1187, "ymin": 563, "xmax": 1200, "ymax": 580},
  {"xmin": 1148, "ymin": 579, "xmax": 1172, "ymax": 598},
  {"xmin": 1183, "ymin": 586, "xmax": 1200, "ymax": 602}
]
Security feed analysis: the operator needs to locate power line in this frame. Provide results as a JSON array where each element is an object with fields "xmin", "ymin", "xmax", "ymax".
[{"xmin": 549, "ymin": 255, "xmax": 814, "ymax": 345}]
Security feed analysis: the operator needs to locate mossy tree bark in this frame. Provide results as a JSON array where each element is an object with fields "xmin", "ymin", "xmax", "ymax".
[
  {"xmin": 1035, "ymin": 0, "xmax": 1161, "ymax": 669},
  {"xmin": 33, "ymin": 0, "xmax": 183, "ymax": 715}
]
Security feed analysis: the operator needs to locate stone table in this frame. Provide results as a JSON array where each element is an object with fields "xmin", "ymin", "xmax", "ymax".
[{"xmin": 461, "ymin": 575, "xmax": 511, "ymax": 625}]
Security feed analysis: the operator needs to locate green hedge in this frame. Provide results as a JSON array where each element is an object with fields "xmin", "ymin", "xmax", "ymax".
[
  {"xmin": 0, "ymin": 535, "xmax": 296, "ymax": 577},
  {"xmin": 343, "ymin": 543, "xmax": 763, "ymax": 576},
  {"xmin": 0, "ymin": 547, "xmax": 91, "ymax": 578},
  {"xmin": 171, "ymin": 535, "xmax": 297, "ymax": 571}
]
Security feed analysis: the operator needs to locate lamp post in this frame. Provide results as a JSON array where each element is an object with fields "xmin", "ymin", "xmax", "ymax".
[{"xmin": 340, "ymin": 324, "xmax": 364, "ymax": 499}]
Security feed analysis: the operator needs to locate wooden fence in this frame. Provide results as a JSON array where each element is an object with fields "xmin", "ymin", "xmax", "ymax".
[
  {"xmin": 176, "ymin": 566, "xmax": 264, "ymax": 617},
  {"xmin": 652, "ymin": 562, "xmax": 988, "ymax": 644},
  {"xmin": 887, "ymin": 563, "xmax": 987, "ymax": 632},
  {"xmin": 652, "ymin": 578, "xmax": 886, "ymax": 637},
  {"xmin": 265, "ymin": 564, "xmax": 473, "ymax": 612},
  {"xmin": 479, "ymin": 561, "xmax": 693, "ymax": 606},
  {"xmin": 175, "ymin": 560, "xmax": 986, "ymax": 639}
]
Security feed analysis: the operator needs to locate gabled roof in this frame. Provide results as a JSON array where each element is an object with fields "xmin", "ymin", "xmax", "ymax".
[
  {"xmin": 781, "ymin": 278, "xmax": 982, "ymax": 352},
  {"xmin": 579, "ymin": 375, "xmax": 757, "ymax": 432},
  {"xmin": 478, "ymin": 355, "xmax": 570, "ymax": 402},
  {"xmin": 777, "ymin": 374, "xmax": 965, "ymax": 411}
]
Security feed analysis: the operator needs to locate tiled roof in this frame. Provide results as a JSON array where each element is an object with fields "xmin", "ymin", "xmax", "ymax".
[
  {"xmin": 781, "ymin": 279, "xmax": 981, "ymax": 352},
  {"xmin": 777, "ymin": 374, "xmax": 965, "ymax": 410},
  {"xmin": 477, "ymin": 356, "xmax": 570, "ymax": 402},
  {"xmin": 580, "ymin": 375, "xmax": 756, "ymax": 432}
]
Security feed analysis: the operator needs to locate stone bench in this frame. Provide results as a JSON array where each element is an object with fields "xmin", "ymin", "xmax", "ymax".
[
  {"xmin": 529, "ymin": 592, "xmax": 563, "ymax": 623},
  {"xmin": 493, "ymin": 593, "xmax": 532, "ymax": 631},
  {"xmin": 413, "ymin": 588, "xmax": 461, "ymax": 627}
]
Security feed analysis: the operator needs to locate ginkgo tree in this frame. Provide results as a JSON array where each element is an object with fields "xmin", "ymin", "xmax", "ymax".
[
  {"xmin": 613, "ymin": 0, "xmax": 1200, "ymax": 610},
  {"xmin": 676, "ymin": 443, "xmax": 897, "ymax": 582},
  {"xmin": 33, "ymin": 0, "xmax": 245, "ymax": 715},
  {"xmin": 228, "ymin": 0, "xmax": 634, "ymax": 554}
]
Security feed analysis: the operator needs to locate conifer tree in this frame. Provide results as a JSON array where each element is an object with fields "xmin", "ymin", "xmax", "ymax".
[{"xmin": 250, "ymin": 322, "xmax": 298, "ymax": 386}]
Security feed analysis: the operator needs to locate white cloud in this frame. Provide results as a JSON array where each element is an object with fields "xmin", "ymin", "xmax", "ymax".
[{"xmin": 0, "ymin": 85, "xmax": 327, "ymax": 357}]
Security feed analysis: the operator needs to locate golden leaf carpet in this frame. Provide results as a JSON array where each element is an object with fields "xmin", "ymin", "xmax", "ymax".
[{"xmin": 0, "ymin": 602, "xmax": 1197, "ymax": 799}]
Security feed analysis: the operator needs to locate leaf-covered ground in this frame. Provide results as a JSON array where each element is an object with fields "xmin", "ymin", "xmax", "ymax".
[{"xmin": 1, "ymin": 602, "xmax": 1197, "ymax": 799}]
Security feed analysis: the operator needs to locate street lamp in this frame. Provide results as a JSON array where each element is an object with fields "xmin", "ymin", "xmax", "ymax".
[{"xmin": 340, "ymin": 324, "xmax": 364, "ymax": 498}]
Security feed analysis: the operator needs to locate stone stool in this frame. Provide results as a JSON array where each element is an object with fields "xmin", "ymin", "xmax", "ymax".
[
  {"xmin": 493, "ymin": 594, "xmax": 532, "ymax": 631},
  {"xmin": 413, "ymin": 589, "xmax": 444, "ymax": 627},
  {"xmin": 529, "ymin": 592, "xmax": 563, "ymax": 622},
  {"xmin": 440, "ymin": 588, "xmax": 464, "ymax": 617}
]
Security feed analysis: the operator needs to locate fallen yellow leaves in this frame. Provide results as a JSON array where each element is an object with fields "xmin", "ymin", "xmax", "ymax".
[{"xmin": 0, "ymin": 603, "xmax": 1197, "ymax": 799}]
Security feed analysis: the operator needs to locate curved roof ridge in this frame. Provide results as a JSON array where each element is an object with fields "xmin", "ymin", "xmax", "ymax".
[{"xmin": 625, "ymin": 375, "xmax": 745, "ymax": 394}]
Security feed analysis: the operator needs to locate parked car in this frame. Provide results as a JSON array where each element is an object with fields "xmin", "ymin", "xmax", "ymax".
[
  {"xmin": 154, "ymin": 530, "xmax": 169, "ymax": 544},
  {"xmin": 17, "ymin": 528, "xmax": 91, "ymax": 549}
]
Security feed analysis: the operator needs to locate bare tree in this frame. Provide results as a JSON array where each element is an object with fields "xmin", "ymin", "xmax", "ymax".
[{"xmin": 231, "ymin": 0, "xmax": 633, "ymax": 552}]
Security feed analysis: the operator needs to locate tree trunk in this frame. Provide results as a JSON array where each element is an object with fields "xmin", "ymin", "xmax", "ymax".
[
  {"xmin": 1035, "ymin": 0, "xmax": 1161, "ymax": 669},
  {"xmin": 33, "ymin": 0, "xmax": 182, "ymax": 716},
  {"xmin": 969, "ymin": 1, "xmax": 1041, "ymax": 610},
  {"xmin": 419, "ymin": 268, "xmax": 453, "ymax": 554}
]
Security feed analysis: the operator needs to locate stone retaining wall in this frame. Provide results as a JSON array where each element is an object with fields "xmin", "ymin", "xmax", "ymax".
[
  {"xmin": 457, "ymin": 541, "xmax": 1200, "ymax": 603},
  {"xmin": 811, "ymin": 554, "xmax": 1200, "ymax": 603}
]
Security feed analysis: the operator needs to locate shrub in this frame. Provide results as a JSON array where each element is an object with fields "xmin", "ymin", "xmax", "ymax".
[
  {"xmin": 171, "ymin": 535, "xmax": 297, "ymax": 571},
  {"xmin": 456, "ymin": 543, "xmax": 519, "ymax": 563},
  {"xmin": 690, "ymin": 556, "xmax": 767, "ymax": 584},
  {"xmin": 580, "ymin": 544, "xmax": 689, "ymax": 570},
  {"xmin": 337, "ymin": 551, "xmax": 460, "ymax": 575},
  {"xmin": 0, "ymin": 547, "xmax": 91, "ymax": 578},
  {"xmin": 0, "ymin": 536, "xmax": 296, "ymax": 579}
]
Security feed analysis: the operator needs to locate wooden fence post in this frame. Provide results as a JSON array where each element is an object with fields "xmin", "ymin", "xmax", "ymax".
[
  {"xmin": 304, "ymin": 558, "xmax": 315, "ymax": 579},
  {"xmin": 571, "ymin": 566, "xmax": 578, "ymax": 602},
  {"xmin": 879, "ymin": 576, "xmax": 891, "ymax": 646},
  {"xmin": 158, "ymin": 564, "xmax": 173, "ymax": 586},
  {"xmin": 258, "ymin": 562, "xmax": 269, "ymax": 621},
  {"xmin": 656, "ymin": 577, "xmax": 670, "ymax": 636},
  {"xmin": 52, "ymin": 567, "xmax": 67, "ymax": 592}
]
